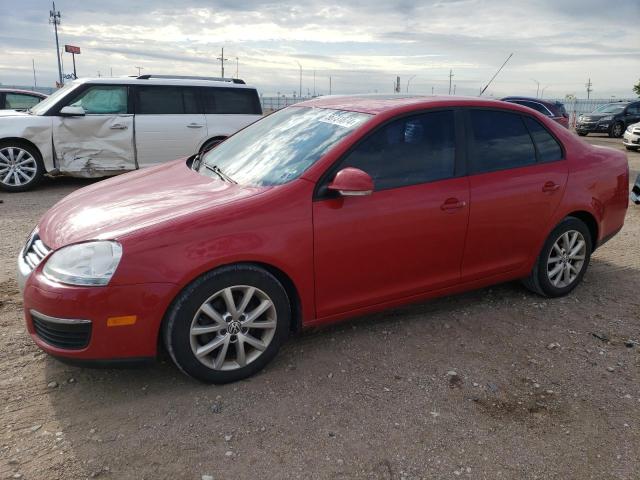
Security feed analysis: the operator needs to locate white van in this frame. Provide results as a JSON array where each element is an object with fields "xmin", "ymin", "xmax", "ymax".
[{"xmin": 0, "ymin": 75, "xmax": 263, "ymax": 191}]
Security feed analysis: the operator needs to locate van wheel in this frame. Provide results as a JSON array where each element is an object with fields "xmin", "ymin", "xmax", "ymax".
[
  {"xmin": 163, "ymin": 264, "xmax": 291, "ymax": 383},
  {"xmin": 522, "ymin": 217, "xmax": 592, "ymax": 298},
  {"xmin": 0, "ymin": 141, "xmax": 44, "ymax": 192}
]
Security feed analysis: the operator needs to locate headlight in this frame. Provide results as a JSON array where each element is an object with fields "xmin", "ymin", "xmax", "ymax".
[
  {"xmin": 600, "ymin": 115, "xmax": 613, "ymax": 121},
  {"xmin": 43, "ymin": 241, "xmax": 122, "ymax": 286}
]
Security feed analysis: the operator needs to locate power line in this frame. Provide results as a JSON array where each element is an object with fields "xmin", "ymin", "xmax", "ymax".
[{"xmin": 49, "ymin": 2, "xmax": 62, "ymax": 86}]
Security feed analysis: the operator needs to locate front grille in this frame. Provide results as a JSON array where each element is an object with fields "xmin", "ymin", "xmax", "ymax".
[
  {"xmin": 22, "ymin": 233, "xmax": 51, "ymax": 272},
  {"xmin": 31, "ymin": 311, "xmax": 92, "ymax": 350}
]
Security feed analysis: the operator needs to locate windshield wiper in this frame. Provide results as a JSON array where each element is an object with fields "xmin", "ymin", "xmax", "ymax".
[{"xmin": 204, "ymin": 164, "xmax": 237, "ymax": 184}]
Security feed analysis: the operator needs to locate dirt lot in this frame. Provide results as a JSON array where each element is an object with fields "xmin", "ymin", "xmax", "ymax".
[{"xmin": 1, "ymin": 135, "xmax": 639, "ymax": 480}]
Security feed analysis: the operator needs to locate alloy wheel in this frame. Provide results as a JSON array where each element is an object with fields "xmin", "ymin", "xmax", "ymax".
[
  {"xmin": 546, "ymin": 230, "xmax": 586, "ymax": 288},
  {"xmin": 612, "ymin": 123, "xmax": 623, "ymax": 137},
  {"xmin": 0, "ymin": 146, "xmax": 38, "ymax": 187},
  {"xmin": 189, "ymin": 285, "xmax": 277, "ymax": 371}
]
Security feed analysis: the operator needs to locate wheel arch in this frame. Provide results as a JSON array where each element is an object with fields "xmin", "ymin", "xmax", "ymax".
[
  {"xmin": 0, "ymin": 137, "xmax": 44, "ymax": 165},
  {"xmin": 566, "ymin": 210, "xmax": 598, "ymax": 250},
  {"xmin": 157, "ymin": 260, "xmax": 303, "ymax": 355}
]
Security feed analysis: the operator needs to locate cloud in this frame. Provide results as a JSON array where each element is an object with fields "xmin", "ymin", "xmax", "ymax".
[{"xmin": 0, "ymin": 0, "xmax": 638, "ymax": 98}]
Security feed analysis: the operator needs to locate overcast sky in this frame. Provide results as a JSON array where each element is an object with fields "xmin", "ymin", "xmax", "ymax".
[{"xmin": 0, "ymin": 0, "xmax": 638, "ymax": 99}]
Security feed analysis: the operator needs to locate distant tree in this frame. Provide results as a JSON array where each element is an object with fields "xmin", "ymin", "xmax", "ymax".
[{"xmin": 634, "ymin": 79, "xmax": 640, "ymax": 97}]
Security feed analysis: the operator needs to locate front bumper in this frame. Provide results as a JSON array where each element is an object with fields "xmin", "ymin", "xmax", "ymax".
[
  {"xmin": 575, "ymin": 121, "xmax": 611, "ymax": 133},
  {"xmin": 631, "ymin": 174, "xmax": 640, "ymax": 205},
  {"xmin": 21, "ymin": 268, "xmax": 177, "ymax": 361},
  {"xmin": 623, "ymin": 130, "xmax": 640, "ymax": 148}
]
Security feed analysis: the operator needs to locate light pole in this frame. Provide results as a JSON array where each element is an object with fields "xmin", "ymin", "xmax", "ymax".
[
  {"xmin": 406, "ymin": 75, "xmax": 416, "ymax": 93},
  {"xmin": 49, "ymin": 2, "xmax": 62, "ymax": 86},
  {"xmin": 217, "ymin": 48, "xmax": 228, "ymax": 78},
  {"xmin": 295, "ymin": 61, "xmax": 302, "ymax": 98},
  {"xmin": 235, "ymin": 57, "xmax": 239, "ymax": 79},
  {"xmin": 541, "ymin": 85, "xmax": 551, "ymax": 98},
  {"xmin": 531, "ymin": 78, "xmax": 540, "ymax": 98},
  {"xmin": 135, "ymin": 66, "xmax": 143, "ymax": 76}
]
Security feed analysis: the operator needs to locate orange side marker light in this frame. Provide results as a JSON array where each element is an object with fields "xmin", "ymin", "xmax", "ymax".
[{"xmin": 107, "ymin": 315, "xmax": 137, "ymax": 327}]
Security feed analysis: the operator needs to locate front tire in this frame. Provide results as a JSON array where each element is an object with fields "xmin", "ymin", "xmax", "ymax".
[
  {"xmin": 163, "ymin": 264, "xmax": 291, "ymax": 383},
  {"xmin": 0, "ymin": 141, "xmax": 44, "ymax": 192},
  {"xmin": 522, "ymin": 217, "xmax": 592, "ymax": 297}
]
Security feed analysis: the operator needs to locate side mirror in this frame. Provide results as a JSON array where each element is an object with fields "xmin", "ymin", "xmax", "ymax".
[
  {"xmin": 59, "ymin": 106, "xmax": 85, "ymax": 117},
  {"xmin": 327, "ymin": 167, "xmax": 373, "ymax": 197}
]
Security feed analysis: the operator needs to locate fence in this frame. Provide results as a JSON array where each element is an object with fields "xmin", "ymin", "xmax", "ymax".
[
  {"xmin": 547, "ymin": 98, "xmax": 636, "ymax": 128},
  {"xmin": 260, "ymin": 95, "xmax": 310, "ymax": 113}
]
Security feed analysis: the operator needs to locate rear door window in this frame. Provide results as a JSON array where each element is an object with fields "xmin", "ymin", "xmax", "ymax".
[
  {"xmin": 523, "ymin": 117, "xmax": 563, "ymax": 163},
  {"xmin": 202, "ymin": 88, "xmax": 261, "ymax": 114},
  {"xmin": 468, "ymin": 110, "xmax": 536, "ymax": 173},
  {"xmin": 136, "ymin": 86, "xmax": 200, "ymax": 114}
]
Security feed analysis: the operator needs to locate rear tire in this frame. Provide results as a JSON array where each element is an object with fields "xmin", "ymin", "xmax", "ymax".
[
  {"xmin": 577, "ymin": 132, "xmax": 588, "ymax": 137},
  {"xmin": 609, "ymin": 122, "xmax": 624, "ymax": 138},
  {"xmin": 0, "ymin": 141, "xmax": 44, "ymax": 192},
  {"xmin": 522, "ymin": 217, "xmax": 592, "ymax": 298},
  {"xmin": 163, "ymin": 264, "xmax": 291, "ymax": 383}
]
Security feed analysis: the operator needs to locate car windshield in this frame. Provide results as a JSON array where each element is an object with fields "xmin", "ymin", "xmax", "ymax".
[
  {"xmin": 593, "ymin": 104, "xmax": 626, "ymax": 114},
  {"xmin": 28, "ymin": 82, "xmax": 81, "ymax": 115},
  {"xmin": 199, "ymin": 106, "xmax": 371, "ymax": 186}
]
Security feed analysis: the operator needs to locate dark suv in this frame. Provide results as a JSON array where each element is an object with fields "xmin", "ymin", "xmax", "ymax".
[
  {"xmin": 576, "ymin": 101, "xmax": 640, "ymax": 138},
  {"xmin": 501, "ymin": 97, "xmax": 569, "ymax": 128}
]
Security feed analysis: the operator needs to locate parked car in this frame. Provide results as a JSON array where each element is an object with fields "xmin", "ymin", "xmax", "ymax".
[
  {"xmin": 622, "ymin": 122, "xmax": 640, "ymax": 151},
  {"xmin": 575, "ymin": 101, "xmax": 640, "ymax": 138},
  {"xmin": 17, "ymin": 96, "xmax": 628, "ymax": 383},
  {"xmin": 0, "ymin": 75, "xmax": 262, "ymax": 192},
  {"xmin": 501, "ymin": 96, "xmax": 569, "ymax": 128},
  {"xmin": 632, "ymin": 174, "xmax": 640, "ymax": 204},
  {"xmin": 0, "ymin": 88, "xmax": 47, "ymax": 111}
]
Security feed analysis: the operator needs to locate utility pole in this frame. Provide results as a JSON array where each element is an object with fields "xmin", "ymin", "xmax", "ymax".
[
  {"xmin": 448, "ymin": 69, "xmax": 454, "ymax": 95},
  {"xmin": 110, "ymin": 67, "xmax": 113, "ymax": 77},
  {"xmin": 431, "ymin": 86, "xmax": 434, "ymax": 95},
  {"xmin": 295, "ymin": 61, "xmax": 302, "ymax": 98},
  {"xmin": 585, "ymin": 78, "xmax": 593, "ymax": 99},
  {"xmin": 32, "ymin": 59, "xmax": 37, "ymax": 90},
  {"xmin": 453, "ymin": 84, "xmax": 456, "ymax": 95},
  {"xmin": 313, "ymin": 70, "xmax": 316, "ymax": 96},
  {"xmin": 135, "ymin": 66, "xmax": 143, "ymax": 76},
  {"xmin": 217, "ymin": 48, "xmax": 228, "ymax": 78},
  {"xmin": 49, "ymin": 2, "xmax": 62, "ymax": 86},
  {"xmin": 235, "ymin": 57, "xmax": 239, "ymax": 78},
  {"xmin": 329, "ymin": 76, "xmax": 332, "ymax": 95}
]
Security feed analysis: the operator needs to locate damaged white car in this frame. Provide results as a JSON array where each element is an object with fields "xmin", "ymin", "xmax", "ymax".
[{"xmin": 0, "ymin": 75, "xmax": 262, "ymax": 191}]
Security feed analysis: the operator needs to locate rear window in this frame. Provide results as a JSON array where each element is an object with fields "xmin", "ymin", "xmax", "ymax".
[
  {"xmin": 136, "ymin": 86, "xmax": 199, "ymax": 114},
  {"xmin": 202, "ymin": 87, "xmax": 261, "ymax": 115}
]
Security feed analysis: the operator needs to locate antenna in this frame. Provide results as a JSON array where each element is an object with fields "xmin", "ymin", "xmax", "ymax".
[{"xmin": 479, "ymin": 53, "xmax": 513, "ymax": 96}]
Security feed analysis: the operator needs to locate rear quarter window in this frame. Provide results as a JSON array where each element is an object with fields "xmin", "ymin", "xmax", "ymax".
[{"xmin": 523, "ymin": 117, "xmax": 563, "ymax": 163}]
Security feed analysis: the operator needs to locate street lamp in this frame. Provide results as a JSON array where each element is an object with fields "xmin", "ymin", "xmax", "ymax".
[
  {"xmin": 531, "ymin": 78, "xmax": 540, "ymax": 98},
  {"xmin": 295, "ymin": 61, "xmax": 302, "ymax": 98},
  {"xmin": 541, "ymin": 85, "xmax": 551, "ymax": 98},
  {"xmin": 406, "ymin": 75, "xmax": 416, "ymax": 93}
]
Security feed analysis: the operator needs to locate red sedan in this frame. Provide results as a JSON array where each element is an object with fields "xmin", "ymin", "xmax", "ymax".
[{"xmin": 17, "ymin": 95, "xmax": 628, "ymax": 383}]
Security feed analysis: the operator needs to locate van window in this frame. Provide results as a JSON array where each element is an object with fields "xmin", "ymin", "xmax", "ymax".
[
  {"xmin": 136, "ymin": 86, "xmax": 200, "ymax": 114},
  {"xmin": 202, "ymin": 88, "xmax": 261, "ymax": 114},
  {"xmin": 68, "ymin": 86, "xmax": 127, "ymax": 114},
  {"xmin": 468, "ymin": 110, "xmax": 536, "ymax": 173}
]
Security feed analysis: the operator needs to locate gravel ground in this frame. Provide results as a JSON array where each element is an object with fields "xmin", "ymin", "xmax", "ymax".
[{"xmin": 1, "ymin": 135, "xmax": 639, "ymax": 480}]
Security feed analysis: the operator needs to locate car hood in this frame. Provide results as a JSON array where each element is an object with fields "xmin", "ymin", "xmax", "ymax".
[
  {"xmin": 38, "ymin": 159, "xmax": 267, "ymax": 249},
  {"xmin": 0, "ymin": 109, "xmax": 31, "ymax": 117}
]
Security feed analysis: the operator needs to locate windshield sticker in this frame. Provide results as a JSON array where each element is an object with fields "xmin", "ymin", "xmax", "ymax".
[{"xmin": 317, "ymin": 110, "xmax": 366, "ymax": 129}]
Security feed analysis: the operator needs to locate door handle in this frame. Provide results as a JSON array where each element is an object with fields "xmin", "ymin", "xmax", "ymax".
[
  {"xmin": 440, "ymin": 198, "xmax": 467, "ymax": 211},
  {"xmin": 110, "ymin": 124, "xmax": 128, "ymax": 130},
  {"xmin": 542, "ymin": 181, "xmax": 561, "ymax": 193},
  {"xmin": 187, "ymin": 123, "xmax": 205, "ymax": 128}
]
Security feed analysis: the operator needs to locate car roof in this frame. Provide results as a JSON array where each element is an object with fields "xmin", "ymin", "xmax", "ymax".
[
  {"xmin": 0, "ymin": 88, "xmax": 47, "ymax": 97},
  {"xmin": 501, "ymin": 96, "xmax": 559, "ymax": 104},
  {"xmin": 297, "ymin": 94, "xmax": 529, "ymax": 115},
  {"xmin": 73, "ymin": 77, "xmax": 256, "ymax": 89}
]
